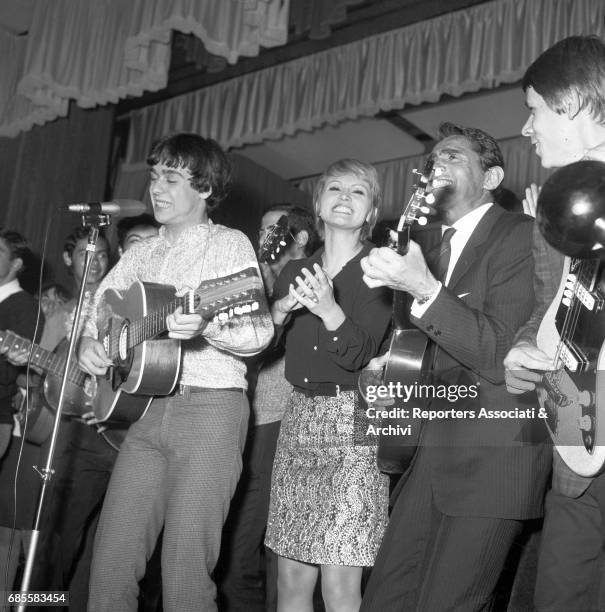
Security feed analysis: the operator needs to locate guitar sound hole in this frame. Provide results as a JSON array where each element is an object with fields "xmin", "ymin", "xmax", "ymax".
[{"xmin": 118, "ymin": 324, "xmax": 129, "ymax": 362}]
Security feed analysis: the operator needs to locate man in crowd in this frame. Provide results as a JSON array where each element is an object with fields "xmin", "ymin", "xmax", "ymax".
[
  {"xmin": 78, "ymin": 132, "xmax": 273, "ymax": 611},
  {"xmin": 0, "ymin": 228, "xmax": 40, "ymax": 593},
  {"xmin": 218, "ymin": 203, "xmax": 320, "ymax": 611},
  {"xmin": 503, "ymin": 35, "xmax": 605, "ymax": 611},
  {"xmin": 359, "ymin": 122, "xmax": 551, "ymax": 611},
  {"xmin": 116, "ymin": 212, "xmax": 159, "ymax": 256}
]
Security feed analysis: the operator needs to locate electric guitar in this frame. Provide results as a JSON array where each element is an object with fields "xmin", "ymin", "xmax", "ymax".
[
  {"xmin": 536, "ymin": 255, "xmax": 605, "ymax": 476},
  {"xmin": 375, "ymin": 159, "xmax": 436, "ymax": 474},
  {"xmin": 93, "ymin": 266, "xmax": 265, "ymax": 423}
]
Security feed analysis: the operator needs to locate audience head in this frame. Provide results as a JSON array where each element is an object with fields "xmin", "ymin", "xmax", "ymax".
[
  {"xmin": 0, "ymin": 228, "xmax": 34, "ymax": 286},
  {"xmin": 62, "ymin": 226, "xmax": 110, "ymax": 288},
  {"xmin": 117, "ymin": 213, "xmax": 160, "ymax": 256}
]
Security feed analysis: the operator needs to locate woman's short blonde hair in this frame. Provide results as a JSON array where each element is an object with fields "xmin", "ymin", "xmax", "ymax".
[{"xmin": 312, "ymin": 158, "xmax": 381, "ymax": 240}]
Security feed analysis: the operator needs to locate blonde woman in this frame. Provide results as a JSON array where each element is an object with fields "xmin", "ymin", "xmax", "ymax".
[{"xmin": 265, "ymin": 159, "xmax": 391, "ymax": 611}]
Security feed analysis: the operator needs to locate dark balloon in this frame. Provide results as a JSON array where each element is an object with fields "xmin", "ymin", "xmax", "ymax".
[{"xmin": 537, "ymin": 160, "xmax": 605, "ymax": 259}]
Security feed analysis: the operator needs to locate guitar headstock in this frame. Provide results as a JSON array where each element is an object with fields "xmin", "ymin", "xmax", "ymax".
[
  {"xmin": 189, "ymin": 267, "xmax": 266, "ymax": 322},
  {"xmin": 259, "ymin": 215, "xmax": 291, "ymax": 264},
  {"xmin": 389, "ymin": 158, "xmax": 436, "ymax": 254}
]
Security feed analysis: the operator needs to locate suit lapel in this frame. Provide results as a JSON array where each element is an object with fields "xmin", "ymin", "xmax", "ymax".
[{"xmin": 447, "ymin": 205, "xmax": 503, "ymax": 290}]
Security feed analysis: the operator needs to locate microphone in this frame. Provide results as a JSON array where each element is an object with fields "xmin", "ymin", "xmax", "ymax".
[{"xmin": 61, "ymin": 199, "xmax": 148, "ymax": 216}]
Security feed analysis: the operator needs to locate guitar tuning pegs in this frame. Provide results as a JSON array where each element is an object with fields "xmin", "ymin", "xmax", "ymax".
[
  {"xmin": 417, "ymin": 217, "xmax": 428, "ymax": 226},
  {"xmin": 279, "ymin": 240, "xmax": 286, "ymax": 246},
  {"xmin": 424, "ymin": 193, "xmax": 435, "ymax": 205},
  {"xmin": 419, "ymin": 205, "xmax": 431, "ymax": 215},
  {"xmin": 252, "ymin": 302, "xmax": 259, "ymax": 311}
]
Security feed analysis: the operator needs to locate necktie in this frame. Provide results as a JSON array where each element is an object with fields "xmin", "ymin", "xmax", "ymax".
[{"xmin": 437, "ymin": 227, "xmax": 456, "ymax": 283}]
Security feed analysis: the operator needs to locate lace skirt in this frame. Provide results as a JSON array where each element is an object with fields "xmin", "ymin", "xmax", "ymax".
[{"xmin": 264, "ymin": 389, "xmax": 389, "ymax": 566}]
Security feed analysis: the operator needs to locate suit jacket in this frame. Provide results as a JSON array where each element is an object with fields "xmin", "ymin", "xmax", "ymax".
[
  {"xmin": 0, "ymin": 290, "xmax": 39, "ymax": 424},
  {"xmin": 409, "ymin": 205, "xmax": 552, "ymax": 519}
]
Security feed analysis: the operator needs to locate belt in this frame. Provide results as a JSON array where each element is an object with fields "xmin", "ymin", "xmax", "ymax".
[
  {"xmin": 293, "ymin": 383, "xmax": 357, "ymax": 398},
  {"xmin": 173, "ymin": 384, "xmax": 244, "ymax": 398}
]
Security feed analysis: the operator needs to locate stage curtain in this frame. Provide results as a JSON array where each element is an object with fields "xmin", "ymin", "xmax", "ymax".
[
  {"xmin": 296, "ymin": 136, "xmax": 553, "ymax": 221},
  {"xmin": 289, "ymin": 0, "xmax": 364, "ymax": 39},
  {"xmin": 0, "ymin": 0, "xmax": 289, "ymax": 137},
  {"xmin": 123, "ymin": 0, "xmax": 604, "ymax": 164},
  {"xmin": 0, "ymin": 103, "xmax": 114, "ymax": 290}
]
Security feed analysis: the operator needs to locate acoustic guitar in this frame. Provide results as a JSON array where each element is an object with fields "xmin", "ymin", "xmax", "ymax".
[
  {"xmin": 0, "ymin": 331, "xmax": 96, "ymax": 419},
  {"xmin": 93, "ymin": 266, "xmax": 265, "ymax": 423},
  {"xmin": 376, "ymin": 159, "xmax": 436, "ymax": 474},
  {"xmin": 0, "ymin": 331, "xmax": 130, "ymax": 447}
]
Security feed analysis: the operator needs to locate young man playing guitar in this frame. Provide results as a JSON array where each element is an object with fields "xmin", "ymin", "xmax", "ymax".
[
  {"xmin": 359, "ymin": 123, "xmax": 551, "ymax": 611},
  {"xmin": 503, "ymin": 36, "xmax": 605, "ymax": 611},
  {"xmin": 78, "ymin": 133, "xmax": 273, "ymax": 612}
]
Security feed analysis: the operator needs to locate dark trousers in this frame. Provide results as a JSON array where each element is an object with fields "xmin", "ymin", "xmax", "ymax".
[
  {"xmin": 217, "ymin": 420, "xmax": 281, "ymax": 612},
  {"xmin": 535, "ymin": 475, "xmax": 605, "ymax": 611},
  {"xmin": 360, "ymin": 447, "xmax": 523, "ymax": 612},
  {"xmin": 30, "ymin": 419, "xmax": 116, "ymax": 604}
]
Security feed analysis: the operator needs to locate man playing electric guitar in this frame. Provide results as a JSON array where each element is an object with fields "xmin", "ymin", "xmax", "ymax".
[
  {"xmin": 503, "ymin": 36, "xmax": 605, "ymax": 611},
  {"xmin": 78, "ymin": 132, "xmax": 273, "ymax": 612},
  {"xmin": 359, "ymin": 122, "xmax": 551, "ymax": 611}
]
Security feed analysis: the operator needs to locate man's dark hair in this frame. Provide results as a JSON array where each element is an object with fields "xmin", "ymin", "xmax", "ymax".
[
  {"xmin": 438, "ymin": 122, "xmax": 504, "ymax": 171},
  {"xmin": 63, "ymin": 226, "xmax": 108, "ymax": 256},
  {"xmin": 262, "ymin": 203, "xmax": 321, "ymax": 257},
  {"xmin": 41, "ymin": 281, "xmax": 72, "ymax": 303},
  {"xmin": 522, "ymin": 35, "xmax": 605, "ymax": 125},
  {"xmin": 116, "ymin": 213, "xmax": 159, "ymax": 248},
  {"xmin": 494, "ymin": 187, "xmax": 523, "ymax": 213},
  {"xmin": 0, "ymin": 228, "xmax": 32, "ymax": 267},
  {"xmin": 146, "ymin": 133, "xmax": 232, "ymax": 213}
]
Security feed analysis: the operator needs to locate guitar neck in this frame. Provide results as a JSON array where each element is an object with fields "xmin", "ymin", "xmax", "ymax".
[
  {"xmin": 104, "ymin": 267, "xmax": 264, "ymax": 360},
  {"xmin": 391, "ymin": 227, "xmax": 413, "ymax": 330},
  {"xmin": 0, "ymin": 331, "xmax": 85, "ymax": 384},
  {"xmin": 126, "ymin": 295, "xmax": 186, "ymax": 351}
]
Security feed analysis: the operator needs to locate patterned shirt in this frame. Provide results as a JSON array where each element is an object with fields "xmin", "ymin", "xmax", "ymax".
[{"xmin": 84, "ymin": 222, "xmax": 273, "ymax": 389}]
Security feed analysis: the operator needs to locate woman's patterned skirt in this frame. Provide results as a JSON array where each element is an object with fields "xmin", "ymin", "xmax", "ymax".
[{"xmin": 265, "ymin": 389, "xmax": 389, "ymax": 566}]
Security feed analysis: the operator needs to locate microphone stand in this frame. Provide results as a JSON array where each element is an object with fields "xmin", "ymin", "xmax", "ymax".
[{"xmin": 18, "ymin": 212, "xmax": 110, "ymax": 611}]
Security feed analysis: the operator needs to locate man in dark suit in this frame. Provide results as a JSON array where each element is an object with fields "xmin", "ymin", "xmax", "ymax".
[
  {"xmin": 503, "ymin": 35, "xmax": 605, "ymax": 611},
  {"xmin": 359, "ymin": 122, "xmax": 551, "ymax": 611}
]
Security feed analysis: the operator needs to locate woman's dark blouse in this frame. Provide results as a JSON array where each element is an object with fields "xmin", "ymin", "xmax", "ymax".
[{"xmin": 273, "ymin": 242, "xmax": 391, "ymax": 390}]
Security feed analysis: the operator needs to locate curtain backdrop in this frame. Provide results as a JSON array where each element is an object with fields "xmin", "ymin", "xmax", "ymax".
[
  {"xmin": 123, "ymin": 0, "xmax": 605, "ymax": 164},
  {"xmin": 296, "ymin": 135, "xmax": 553, "ymax": 221},
  {"xmin": 0, "ymin": 0, "xmax": 289, "ymax": 137},
  {"xmin": 0, "ymin": 104, "xmax": 115, "ymax": 290}
]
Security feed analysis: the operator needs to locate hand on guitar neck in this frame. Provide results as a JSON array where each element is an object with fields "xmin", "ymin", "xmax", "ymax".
[
  {"xmin": 1, "ymin": 340, "xmax": 43, "ymax": 375},
  {"xmin": 361, "ymin": 240, "xmax": 440, "ymax": 302}
]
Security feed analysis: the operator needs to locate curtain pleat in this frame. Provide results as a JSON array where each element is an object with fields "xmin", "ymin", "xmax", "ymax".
[
  {"xmin": 0, "ymin": 0, "xmax": 289, "ymax": 137},
  {"xmin": 123, "ymin": 0, "xmax": 604, "ymax": 163}
]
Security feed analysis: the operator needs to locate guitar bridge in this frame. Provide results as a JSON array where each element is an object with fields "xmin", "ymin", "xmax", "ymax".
[{"xmin": 543, "ymin": 371, "xmax": 570, "ymax": 407}]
